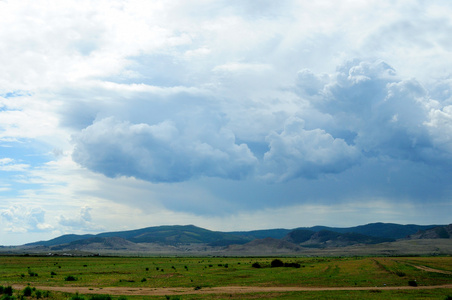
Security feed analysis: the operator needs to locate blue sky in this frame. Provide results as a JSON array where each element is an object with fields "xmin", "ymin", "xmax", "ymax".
[{"xmin": 1, "ymin": 0, "xmax": 452, "ymax": 245}]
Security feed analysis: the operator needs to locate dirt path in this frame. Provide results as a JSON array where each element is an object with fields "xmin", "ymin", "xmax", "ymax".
[
  {"xmin": 410, "ymin": 264, "xmax": 452, "ymax": 275},
  {"xmin": 12, "ymin": 284, "xmax": 452, "ymax": 296}
]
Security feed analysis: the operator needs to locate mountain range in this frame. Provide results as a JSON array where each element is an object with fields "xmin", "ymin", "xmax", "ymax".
[{"xmin": 2, "ymin": 222, "xmax": 446, "ymax": 256}]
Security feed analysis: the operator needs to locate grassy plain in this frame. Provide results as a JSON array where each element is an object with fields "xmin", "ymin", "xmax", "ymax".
[{"xmin": 0, "ymin": 256, "xmax": 451, "ymax": 299}]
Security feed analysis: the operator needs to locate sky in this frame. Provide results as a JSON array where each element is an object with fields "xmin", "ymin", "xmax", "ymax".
[{"xmin": 1, "ymin": 0, "xmax": 452, "ymax": 245}]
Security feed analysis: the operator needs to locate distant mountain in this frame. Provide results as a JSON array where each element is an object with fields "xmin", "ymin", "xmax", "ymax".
[
  {"xmin": 229, "ymin": 229, "xmax": 291, "ymax": 240},
  {"xmin": 408, "ymin": 224, "xmax": 452, "ymax": 239},
  {"xmin": 27, "ymin": 234, "xmax": 96, "ymax": 247},
  {"xmin": 283, "ymin": 229, "xmax": 393, "ymax": 248},
  {"xmin": 296, "ymin": 222, "xmax": 438, "ymax": 240},
  {"xmin": 284, "ymin": 229, "xmax": 316, "ymax": 244},
  {"xmin": 27, "ymin": 225, "xmax": 251, "ymax": 248},
  {"xmin": 24, "ymin": 223, "xmax": 446, "ymax": 253}
]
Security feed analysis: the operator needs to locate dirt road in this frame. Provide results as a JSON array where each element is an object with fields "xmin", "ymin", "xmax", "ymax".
[{"xmin": 12, "ymin": 284, "xmax": 452, "ymax": 296}]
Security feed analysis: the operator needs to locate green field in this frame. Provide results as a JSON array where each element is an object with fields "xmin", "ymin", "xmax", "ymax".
[{"xmin": 0, "ymin": 256, "xmax": 451, "ymax": 299}]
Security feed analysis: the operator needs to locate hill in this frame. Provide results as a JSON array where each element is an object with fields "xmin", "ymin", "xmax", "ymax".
[
  {"xmin": 297, "ymin": 222, "xmax": 438, "ymax": 240},
  {"xmin": 13, "ymin": 222, "xmax": 450, "ymax": 256},
  {"xmin": 408, "ymin": 224, "xmax": 452, "ymax": 239}
]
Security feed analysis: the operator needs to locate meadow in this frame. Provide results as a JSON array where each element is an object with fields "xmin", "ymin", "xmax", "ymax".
[{"xmin": 0, "ymin": 255, "xmax": 451, "ymax": 299}]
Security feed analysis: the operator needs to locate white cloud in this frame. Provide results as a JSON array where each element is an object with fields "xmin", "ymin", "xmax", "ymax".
[
  {"xmin": 0, "ymin": 158, "xmax": 29, "ymax": 171},
  {"xmin": 0, "ymin": 205, "xmax": 52, "ymax": 233},
  {"xmin": 262, "ymin": 117, "xmax": 360, "ymax": 181},
  {"xmin": 59, "ymin": 207, "xmax": 104, "ymax": 232}
]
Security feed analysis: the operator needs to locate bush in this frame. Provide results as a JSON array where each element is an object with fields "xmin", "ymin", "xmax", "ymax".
[
  {"xmin": 3, "ymin": 287, "xmax": 13, "ymax": 296},
  {"xmin": 271, "ymin": 259, "xmax": 284, "ymax": 268},
  {"xmin": 251, "ymin": 262, "xmax": 261, "ymax": 268},
  {"xmin": 23, "ymin": 286, "xmax": 32, "ymax": 297},
  {"xmin": 0, "ymin": 286, "xmax": 4, "ymax": 294},
  {"xmin": 65, "ymin": 275, "xmax": 77, "ymax": 281},
  {"xmin": 28, "ymin": 270, "xmax": 38, "ymax": 277},
  {"xmin": 284, "ymin": 262, "xmax": 301, "ymax": 268},
  {"xmin": 35, "ymin": 290, "xmax": 42, "ymax": 299},
  {"xmin": 408, "ymin": 280, "xmax": 418, "ymax": 287}
]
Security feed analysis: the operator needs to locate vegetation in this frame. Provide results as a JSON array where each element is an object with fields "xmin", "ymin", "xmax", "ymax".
[{"xmin": 0, "ymin": 256, "xmax": 451, "ymax": 299}]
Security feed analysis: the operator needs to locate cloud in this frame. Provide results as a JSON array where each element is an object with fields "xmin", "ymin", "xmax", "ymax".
[
  {"xmin": 72, "ymin": 117, "xmax": 258, "ymax": 182},
  {"xmin": 69, "ymin": 58, "xmax": 452, "ymax": 185},
  {"xmin": 59, "ymin": 207, "xmax": 103, "ymax": 232},
  {"xmin": 0, "ymin": 158, "xmax": 29, "ymax": 171},
  {"xmin": 262, "ymin": 117, "xmax": 360, "ymax": 181},
  {"xmin": 299, "ymin": 60, "xmax": 452, "ymax": 166},
  {"xmin": 1, "ymin": 0, "xmax": 452, "ymax": 245},
  {"xmin": 0, "ymin": 205, "xmax": 52, "ymax": 233}
]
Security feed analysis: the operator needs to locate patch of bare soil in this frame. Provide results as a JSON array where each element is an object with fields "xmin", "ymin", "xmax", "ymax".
[{"xmin": 12, "ymin": 284, "xmax": 452, "ymax": 296}]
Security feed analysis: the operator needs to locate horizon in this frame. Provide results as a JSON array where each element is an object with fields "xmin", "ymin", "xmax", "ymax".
[{"xmin": 1, "ymin": 1, "xmax": 452, "ymax": 246}]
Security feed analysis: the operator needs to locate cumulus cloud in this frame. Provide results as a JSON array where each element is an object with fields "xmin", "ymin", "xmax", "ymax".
[
  {"xmin": 0, "ymin": 205, "xmax": 52, "ymax": 233},
  {"xmin": 72, "ymin": 117, "xmax": 258, "ymax": 182},
  {"xmin": 69, "ymin": 58, "xmax": 452, "ymax": 184},
  {"xmin": 298, "ymin": 60, "xmax": 452, "ymax": 166},
  {"xmin": 262, "ymin": 117, "xmax": 360, "ymax": 181}
]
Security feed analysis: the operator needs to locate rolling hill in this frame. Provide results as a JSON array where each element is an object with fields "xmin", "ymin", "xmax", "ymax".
[{"xmin": 15, "ymin": 222, "xmax": 449, "ymax": 256}]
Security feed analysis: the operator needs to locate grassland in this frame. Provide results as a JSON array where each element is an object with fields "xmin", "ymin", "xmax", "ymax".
[{"xmin": 0, "ymin": 255, "xmax": 451, "ymax": 299}]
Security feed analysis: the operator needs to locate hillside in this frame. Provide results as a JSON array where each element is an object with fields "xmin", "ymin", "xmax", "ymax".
[
  {"xmin": 408, "ymin": 224, "xmax": 452, "ymax": 239},
  {"xmin": 13, "ymin": 222, "xmax": 450, "ymax": 256}
]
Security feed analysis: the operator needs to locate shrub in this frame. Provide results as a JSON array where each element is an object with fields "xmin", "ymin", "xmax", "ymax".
[
  {"xmin": 444, "ymin": 296, "xmax": 452, "ymax": 300},
  {"xmin": 141, "ymin": 278, "xmax": 147, "ymax": 282},
  {"xmin": 35, "ymin": 290, "xmax": 42, "ymax": 299},
  {"xmin": 251, "ymin": 262, "xmax": 261, "ymax": 268},
  {"xmin": 50, "ymin": 271, "xmax": 57, "ymax": 276},
  {"xmin": 23, "ymin": 286, "xmax": 32, "ymax": 297},
  {"xmin": 408, "ymin": 280, "xmax": 418, "ymax": 287},
  {"xmin": 0, "ymin": 286, "xmax": 4, "ymax": 294},
  {"xmin": 65, "ymin": 275, "xmax": 77, "ymax": 281},
  {"xmin": 271, "ymin": 259, "xmax": 284, "ymax": 268},
  {"xmin": 284, "ymin": 262, "xmax": 301, "ymax": 268},
  {"xmin": 3, "ymin": 287, "xmax": 13, "ymax": 296}
]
